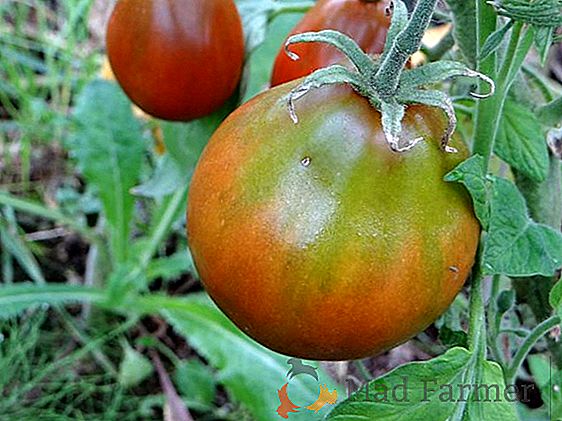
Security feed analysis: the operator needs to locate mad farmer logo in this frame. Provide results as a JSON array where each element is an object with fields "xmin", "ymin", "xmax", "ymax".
[{"xmin": 276, "ymin": 358, "xmax": 338, "ymax": 418}]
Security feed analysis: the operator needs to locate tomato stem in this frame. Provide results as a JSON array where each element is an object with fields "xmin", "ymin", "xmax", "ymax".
[
  {"xmin": 371, "ymin": 0, "xmax": 439, "ymax": 100},
  {"xmin": 504, "ymin": 315, "xmax": 561, "ymax": 384}
]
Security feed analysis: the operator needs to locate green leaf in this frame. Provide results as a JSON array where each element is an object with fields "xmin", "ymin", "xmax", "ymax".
[
  {"xmin": 495, "ymin": 100, "xmax": 549, "ymax": 183},
  {"xmin": 118, "ymin": 343, "xmax": 154, "ymax": 388},
  {"xmin": 146, "ymin": 251, "xmax": 198, "ymax": 283},
  {"xmin": 133, "ymin": 111, "xmax": 226, "ymax": 199},
  {"xmin": 533, "ymin": 26, "xmax": 554, "ymax": 65},
  {"xmin": 327, "ymin": 348, "xmax": 472, "ymax": 420},
  {"xmin": 483, "ymin": 177, "xmax": 562, "ymax": 277},
  {"xmin": 462, "ymin": 360, "xmax": 519, "ymax": 421},
  {"xmin": 0, "ymin": 284, "xmax": 105, "ymax": 320},
  {"xmin": 162, "ymin": 294, "xmax": 340, "ymax": 421},
  {"xmin": 242, "ymin": 13, "xmax": 304, "ymax": 102},
  {"xmin": 444, "ymin": 155, "xmax": 490, "ymax": 228},
  {"xmin": 549, "ymin": 279, "xmax": 562, "ymax": 319},
  {"xmin": 480, "ymin": 20, "xmax": 514, "ymax": 61},
  {"xmin": 236, "ymin": 0, "xmax": 313, "ymax": 54},
  {"xmin": 68, "ymin": 80, "xmax": 145, "ymax": 264},
  {"xmin": 175, "ymin": 359, "xmax": 217, "ymax": 408},
  {"xmin": 328, "ymin": 348, "xmax": 518, "ymax": 421},
  {"xmin": 446, "ymin": 157, "xmax": 562, "ymax": 277},
  {"xmin": 538, "ymin": 96, "xmax": 562, "ymax": 128},
  {"xmin": 438, "ymin": 326, "xmax": 469, "ymax": 349},
  {"xmin": 132, "ymin": 155, "xmax": 184, "ymax": 199},
  {"xmin": 0, "ymin": 217, "xmax": 45, "ymax": 284},
  {"xmin": 496, "ymin": 290, "xmax": 516, "ymax": 315},
  {"xmin": 528, "ymin": 355, "xmax": 562, "ymax": 419}
]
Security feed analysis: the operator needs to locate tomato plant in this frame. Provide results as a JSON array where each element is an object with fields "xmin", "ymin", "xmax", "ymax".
[
  {"xmin": 2, "ymin": 0, "xmax": 562, "ymax": 419},
  {"xmin": 271, "ymin": 0, "xmax": 391, "ymax": 86},
  {"xmin": 106, "ymin": 0, "xmax": 245, "ymax": 121},
  {"xmin": 187, "ymin": 81, "xmax": 480, "ymax": 360}
]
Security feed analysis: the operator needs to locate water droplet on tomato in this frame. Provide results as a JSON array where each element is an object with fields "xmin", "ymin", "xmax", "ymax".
[{"xmin": 301, "ymin": 156, "xmax": 311, "ymax": 167}]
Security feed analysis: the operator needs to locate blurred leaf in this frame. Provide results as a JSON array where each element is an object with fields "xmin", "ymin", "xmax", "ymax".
[
  {"xmin": 445, "ymin": 0, "xmax": 477, "ymax": 67},
  {"xmin": 146, "ymin": 251, "xmax": 198, "ymax": 283},
  {"xmin": 533, "ymin": 26, "xmax": 554, "ymax": 65},
  {"xmin": 162, "ymin": 294, "xmax": 341, "ymax": 421},
  {"xmin": 496, "ymin": 290, "xmax": 516, "ymax": 315},
  {"xmin": 175, "ymin": 359, "xmax": 217, "ymax": 408},
  {"xmin": 550, "ymin": 279, "xmax": 562, "ymax": 319},
  {"xmin": 0, "ymin": 284, "xmax": 105, "ymax": 320},
  {"xmin": 119, "ymin": 343, "xmax": 154, "ymax": 388},
  {"xmin": 0, "ymin": 217, "xmax": 45, "ymax": 284},
  {"xmin": 236, "ymin": 0, "xmax": 312, "ymax": 54},
  {"xmin": 538, "ymin": 97, "xmax": 562, "ymax": 128},
  {"xmin": 68, "ymin": 80, "xmax": 145, "ymax": 264},
  {"xmin": 242, "ymin": 13, "xmax": 303, "ymax": 102},
  {"xmin": 495, "ymin": 100, "xmax": 549, "ymax": 183},
  {"xmin": 528, "ymin": 355, "xmax": 562, "ymax": 419},
  {"xmin": 132, "ymin": 155, "xmax": 184, "ymax": 198},
  {"xmin": 134, "ymin": 110, "xmax": 226, "ymax": 199}
]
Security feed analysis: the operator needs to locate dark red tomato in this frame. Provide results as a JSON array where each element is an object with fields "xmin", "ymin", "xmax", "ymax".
[
  {"xmin": 187, "ymin": 80, "xmax": 480, "ymax": 360},
  {"xmin": 106, "ymin": 0, "xmax": 245, "ymax": 121},
  {"xmin": 271, "ymin": 0, "xmax": 391, "ymax": 87}
]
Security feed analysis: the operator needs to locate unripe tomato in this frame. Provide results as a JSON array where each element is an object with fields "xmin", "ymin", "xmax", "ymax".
[
  {"xmin": 271, "ymin": 0, "xmax": 391, "ymax": 87},
  {"xmin": 106, "ymin": 0, "xmax": 245, "ymax": 121},
  {"xmin": 187, "ymin": 81, "xmax": 480, "ymax": 360}
]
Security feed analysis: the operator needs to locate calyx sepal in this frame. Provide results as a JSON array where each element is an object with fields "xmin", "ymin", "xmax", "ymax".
[{"xmin": 284, "ymin": 0, "xmax": 495, "ymax": 153}]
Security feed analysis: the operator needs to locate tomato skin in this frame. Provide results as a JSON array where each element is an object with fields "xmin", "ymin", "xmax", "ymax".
[
  {"xmin": 187, "ymin": 81, "xmax": 480, "ymax": 360},
  {"xmin": 271, "ymin": 0, "xmax": 391, "ymax": 87},
  {"xmin": 106, "ymin": 0, "xmax": 244, "ymax": 121}
]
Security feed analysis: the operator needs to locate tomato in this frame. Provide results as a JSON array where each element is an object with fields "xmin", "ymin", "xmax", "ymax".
[
  {"xmin": 106, "ymin": 0, "xmax": 245, "ymax": 121},
  {"xmin": 187, "ymin": 81, "xmax": 480, "ymax": 360},
  {"xmin": 271, "ymin": 0, "xmax": 392, "ymax": 87}
]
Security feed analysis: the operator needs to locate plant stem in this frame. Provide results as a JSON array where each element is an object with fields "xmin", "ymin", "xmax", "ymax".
[
  {"xmin": 468, "ymin": 258, "xmax": 487, "ymax": 361},
  {"xmin": 473, "ymin": 22, "xmax": 532, "ymax": 169},
  {"xmin": 505, "ymin": 315, "xmax": 561, "ymax": 384},
  {"xmin": 372, "ymin": 0, "xmax": 439, "ymax": 99},
  {"xmin": 354, "ymin": 360, "xmax": 372, "ymax": 381},
  {"xmin": 487, "ymin": 274, "xmax": 505, "ymax": 365},
  {"xmin": 139, "ymin": 185, "xmax": 188, "ymax": 271}
]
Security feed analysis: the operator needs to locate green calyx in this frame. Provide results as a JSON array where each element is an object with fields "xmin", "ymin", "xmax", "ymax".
[{"xmin": 284, "ymin": 0, "xmax": 495, "ymax": 153}]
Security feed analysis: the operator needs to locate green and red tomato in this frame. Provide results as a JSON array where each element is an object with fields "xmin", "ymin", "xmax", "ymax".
[{"xmin": 187, "ymin": 81, "xmax": 480, "ymax": 360}]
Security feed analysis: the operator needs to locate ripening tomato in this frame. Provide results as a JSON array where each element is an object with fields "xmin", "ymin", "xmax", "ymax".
[
  {"xmin": 271, "ymin": 0, "xmax": 392, "ymax": 87},
  {"xmin": 106, "ymin": 0, "xmax": 245, "ymax": 121},
  {"xmin": 187, "ymin": 81, "xmax": 480, "ymax": 361}
]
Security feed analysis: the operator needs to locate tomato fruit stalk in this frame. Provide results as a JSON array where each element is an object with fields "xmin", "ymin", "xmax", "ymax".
[
  {"xmin": 271, "ymin": 0, "xmax": 392, "ymax": 87},
  {"xmin": 106, "ymin": 0, "xmax": 245, "ymax": 121}
]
